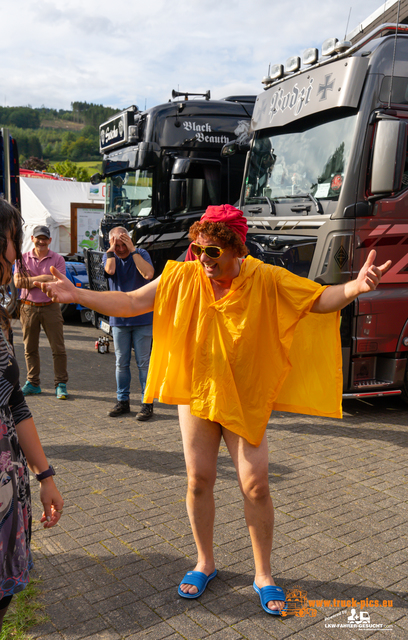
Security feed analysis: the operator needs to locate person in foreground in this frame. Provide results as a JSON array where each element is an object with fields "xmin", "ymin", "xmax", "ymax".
[
  {"xmin": 0, "ymin": 201, "xmax": 64, "ymax": 630},
  {"xmin": 36, "ymin": 205, "xmax": 391, "ymax": 616}
]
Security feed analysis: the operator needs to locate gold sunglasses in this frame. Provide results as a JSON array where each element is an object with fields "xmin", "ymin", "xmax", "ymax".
[{"xmin": 190, "ymin": 243, "xmax": 225, "ymax": 259}]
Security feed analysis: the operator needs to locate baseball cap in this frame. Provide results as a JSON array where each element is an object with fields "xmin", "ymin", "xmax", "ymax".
[{"xmin": 32, "ymin": 225, "xmax": 51, "ymax": 238}]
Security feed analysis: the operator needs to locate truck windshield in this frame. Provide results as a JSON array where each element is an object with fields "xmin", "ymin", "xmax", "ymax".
[
  {"xmin": 106, "ymin": 169, "xmax": 153, "ymax": 217},
  {"xmin": 244, "ymin": 113, "xmax": 357, "ymax": 205}
]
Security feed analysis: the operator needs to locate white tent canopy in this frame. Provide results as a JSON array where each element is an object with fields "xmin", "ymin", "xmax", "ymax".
[{"xmin": 20, "ymin": 177, "xmax": 99, "ymax": 254}]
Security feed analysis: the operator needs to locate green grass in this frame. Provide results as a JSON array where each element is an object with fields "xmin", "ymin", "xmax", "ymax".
[
  {"xmin": 0, "ymin": 580, "xmax": 47, "ymax": 640},
  {"xmin": 76, "ymin": 160, "xmax": 103, "ymax": 174}
]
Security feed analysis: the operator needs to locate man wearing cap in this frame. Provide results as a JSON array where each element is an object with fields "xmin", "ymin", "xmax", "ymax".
[
  {"xmin": 14, "ymin": 225, "xmax": 69, "ymax": 399},
  {"xmin": 36, "ymin": 205, "xmax": 391, "ymax": 614}
]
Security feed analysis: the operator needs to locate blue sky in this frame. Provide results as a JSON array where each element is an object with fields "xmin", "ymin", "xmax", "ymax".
[{"xmin": 1, "ymin": 1, "xmax": 398, "ymax": 111}]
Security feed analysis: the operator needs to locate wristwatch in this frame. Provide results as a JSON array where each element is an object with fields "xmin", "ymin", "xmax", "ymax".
[
  {"xmin": 36, "ymin": 465, "xmax": 56, "ymax": 481},
  {"xmin": 130, "ymin": 249, "xmax": 139, "ymax": 256}
]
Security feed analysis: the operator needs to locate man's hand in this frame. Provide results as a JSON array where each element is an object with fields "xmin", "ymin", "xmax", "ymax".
[
  {"xmin": 108, "ymin": 236, "xmax": 117, "ymax": 253},
  {"xmin": 119, "ymin": 232, "xmax": 135, "ymax": 253},
  {"xmin": 354, "ymin": 250, "xmax": 392, "ymax": 294},
  {"xmin": 312, "ymin": 250, "xmax": 392, "ymax": 314},
  {"xmin": 34, "ymin": 266, "xmax": 78, "ymax": 304}
]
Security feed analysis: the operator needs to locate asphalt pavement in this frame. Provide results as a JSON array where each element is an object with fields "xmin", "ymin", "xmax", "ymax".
[{"xmin": 10, "ymin": 317, "xmax": 408, "ymax": 640}]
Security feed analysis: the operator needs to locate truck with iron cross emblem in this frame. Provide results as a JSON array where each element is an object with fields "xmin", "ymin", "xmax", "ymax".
[{"xmin": 233, "ymin": 17, "xmax": 408, "ymax": 401}]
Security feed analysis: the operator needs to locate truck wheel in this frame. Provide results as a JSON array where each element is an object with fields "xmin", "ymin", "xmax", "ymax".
[
  {"xmin": 401, "ymin": 361, "xmax": 408, "ymax": 405},
  {"xmin": 60, "ymin": 303, "xmax": 79, "ymax": 321},
  {"xmin": 81, "ymin": 309, "xmax": 93, "ymax": 323}
]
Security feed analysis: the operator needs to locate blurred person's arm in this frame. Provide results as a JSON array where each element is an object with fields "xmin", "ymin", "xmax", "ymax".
[
  {"xmin": 35, "ymin": 267, "xmax": 160, "ymax": 318},
  {"xmin": 15, "ymin": 416, "xmax": 64, "ymax": 528},
  {"xmin": 311, "ymin": 250, "xmax": 391, "ymax": 314},
  {"xmin": 104, "ymin": 236, "xmax": 117, "ymax": 276}
]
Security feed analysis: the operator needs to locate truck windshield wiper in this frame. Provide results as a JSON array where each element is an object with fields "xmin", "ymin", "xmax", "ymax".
[
  {"xmin": 246, "ymin": 196, "xmax": 276, "ymax": 215},
  {"xmin": 283, "ymin": 193, "xmax": 323, "ymax": 215}
]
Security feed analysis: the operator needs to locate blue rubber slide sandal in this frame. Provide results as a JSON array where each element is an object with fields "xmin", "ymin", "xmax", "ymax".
[
  {"xmin": 178, "ymin": 570, "xmax": 217, "ymax": 598},
  {"xmin": 253, "ymin": 582, "xmax": 287, "ymax": 615}
]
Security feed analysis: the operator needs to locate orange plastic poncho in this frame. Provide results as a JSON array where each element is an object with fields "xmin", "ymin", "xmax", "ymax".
[{"xmin": 144, "ymin": 256, "xmax": 342, "ymax": 446}]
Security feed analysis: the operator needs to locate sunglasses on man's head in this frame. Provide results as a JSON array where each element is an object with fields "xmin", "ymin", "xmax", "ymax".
[{"xmin": 190, "ymin": 243, "xmax": 225, "ymax": 259}]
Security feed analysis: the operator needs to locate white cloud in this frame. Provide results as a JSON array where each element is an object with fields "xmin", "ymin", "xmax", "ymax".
[{"xmin": 1, "ymin": 1, "xmax": 395, "ymax": 110}]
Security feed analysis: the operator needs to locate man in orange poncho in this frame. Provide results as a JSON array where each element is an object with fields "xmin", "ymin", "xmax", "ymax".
[{"xmin": 36, "ymin": 205, "xmax": 391, "ymax": 616}]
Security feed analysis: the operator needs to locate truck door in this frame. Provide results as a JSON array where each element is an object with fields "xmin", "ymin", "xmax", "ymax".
[{"xmin": 350, "ymin": 116, "xmax": 408, "ymax": 395}]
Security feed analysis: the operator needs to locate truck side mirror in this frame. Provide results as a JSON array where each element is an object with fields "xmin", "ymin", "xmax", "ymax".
[
  {"xmin": 169, "ymin": 178, "xmax": 186, "ymax": 212},
  {"xmin": 221, "ymin": 141, "xmax": 251, "ymax": 157},
  {"xmin": 90, "ymin": 173, "xmax": 103, "ymax": 185},
  {"xmin": 371, "ymin": 119, "xmax": 407, "ymax": 194},
  {"xmin": 221, "ymin": 142, "xmax": 239, "ymax": 157}
]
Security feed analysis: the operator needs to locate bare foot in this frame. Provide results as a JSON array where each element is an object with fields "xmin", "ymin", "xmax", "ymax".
[
  {"xmin": 179, "ymin": 562, "xmax": 216, "ymax": 595},
  {"xmin": 254, "ymin": 574, "xmax": 286, "ymax": 612}
]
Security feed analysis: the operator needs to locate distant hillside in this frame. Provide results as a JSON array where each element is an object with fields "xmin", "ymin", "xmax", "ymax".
[
  {"xmin": 41, "ymin": 118, "xmax": 85, "ymax": 131},
  {"xmin": 0, "ymin": 103, "xmax": 118, "ymax": 163}
]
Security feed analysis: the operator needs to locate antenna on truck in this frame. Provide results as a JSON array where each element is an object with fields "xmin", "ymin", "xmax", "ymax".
[
  {"xmin": 388, "ymin": 0, "xmax": 402, "ymax": 108},
  {"xmin": 344, "ymin": 7, "xmax": 352, "ymax": 40}
]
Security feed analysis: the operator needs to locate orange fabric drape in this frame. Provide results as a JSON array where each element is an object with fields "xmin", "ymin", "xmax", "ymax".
[{"xmin": 144, "ymin": 257, "xmax": 342, "ymax": 446}]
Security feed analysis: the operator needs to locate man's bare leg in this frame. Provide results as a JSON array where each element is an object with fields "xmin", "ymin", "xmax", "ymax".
[
  {"xmin": 222, "ymin": 429, "xmax": 285, "ymax": 612},
  {"xmin": 178, "ymin": 405, "xmax": 222, "ymax": 595}
]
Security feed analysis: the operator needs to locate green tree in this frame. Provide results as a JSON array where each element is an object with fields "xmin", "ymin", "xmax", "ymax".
[
  {"xmin": 13, "ymin": 129, "xmax": 43, "ymax": 159},
  {"xmin": 9, "ymin": 107, "xmax": 40, "ymax": 129},
  {"xmin": 49, "ymin": 160, "xmax": 90, "ymax": 182},
  {"xmin": 60, "ymin": 131, "xmax": 77, "ymax": 157},
  {"xmin": 69, "ymin": 136, "xmax": 98, "ymax": 160}
]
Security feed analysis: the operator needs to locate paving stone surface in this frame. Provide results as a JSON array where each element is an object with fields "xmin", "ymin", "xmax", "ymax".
[{"xmin": 10, "ymin": 318, "xmax": 408, "ymax": 639}]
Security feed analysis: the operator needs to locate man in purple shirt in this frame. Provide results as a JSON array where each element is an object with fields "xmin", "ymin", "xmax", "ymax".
[{"xmin": 14, "ymin": 225, "xmax": 69, "ymax": 399}]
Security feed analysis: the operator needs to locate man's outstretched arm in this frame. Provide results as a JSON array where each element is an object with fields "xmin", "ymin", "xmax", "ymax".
[
  {"xmin": 35, "ymin": 266, "xmax": 159, "ymax": 318},
  {"xmin": 311, "ymin": 250, "xmax": 392, "ymax": 314}
]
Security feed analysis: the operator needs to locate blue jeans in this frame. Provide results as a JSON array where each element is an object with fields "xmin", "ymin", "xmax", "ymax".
[{"xmin": 112, "ymin": 324, "xmax": 153, "ymax": 402}]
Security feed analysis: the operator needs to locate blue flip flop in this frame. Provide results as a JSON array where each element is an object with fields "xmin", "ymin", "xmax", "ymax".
[
  {"xmin": 178, "ymin": 569, "xmax": 217, "ymax": 599},
  {"xmin": 253, "ymin": 582, "xmax": 287, "ymax": 616}
]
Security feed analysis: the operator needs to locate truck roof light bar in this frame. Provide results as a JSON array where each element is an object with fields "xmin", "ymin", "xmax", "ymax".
[
  {"xmin": 262, "ymin": 23, "xmax": 408, "ymax": 90},
  {"xmin": 334, "ymin": 40, "xmax": 352, "ymax": 53},
  {"xmin": 321, "ymin": 37, "xmax": 339, "ymax": 57},
  {"xmin": 262, "ymin": 64, "xmax": 283, "ymax": 87},
  {"xmin": 302, "ymin": 48, "xmax": 319, "ymax": 66},
  {"xmin": 269, "ymin": 64, "xmax": 284, "ymax": 81},
  {"xmin": 285, "ymin": 56, "xmax": 301, "ymax": 74}
]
